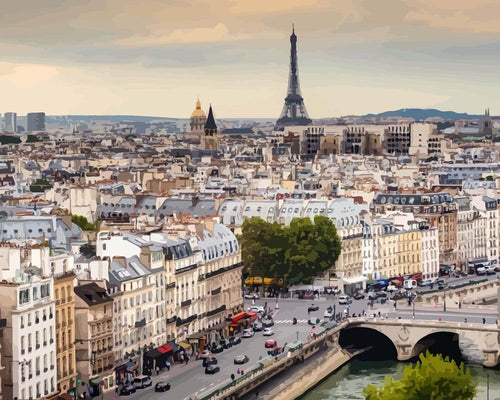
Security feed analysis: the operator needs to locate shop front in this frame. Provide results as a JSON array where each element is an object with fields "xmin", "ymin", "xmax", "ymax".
[
  {"xmin": 114, "ymin": 361, "xmax": 138, "ymax": 385},
  {"xmin": 143, "ymin": 344, "xmax": 174, "ymax": 373}
]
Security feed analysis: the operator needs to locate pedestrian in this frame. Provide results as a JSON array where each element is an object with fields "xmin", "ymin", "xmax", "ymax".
[
  {"xmin": 464, "ymin": 318, "xmax": 467, "ymax": 323},
  {"xmin": 196, "ymin": 351, "xmax": 199, "ymax": 360},
  {"xmin": 438, "ymin": 316, "xmax": 442, "ymax": 322},
  {"xmin": 231, "ymin": 373, "xmax": 235, "ymax": 381},
  {"xmin": 241, "ymin": 369, "xmax": 244, "ymax": 375},
  {"xmin": 115, "ymin": 384, "xmax": 118, "ymax": 395},
  {"xmin": 237, "ymin": 368, "xmax": 240, "ymax": 375},
  {"xmin": 185, "ymin": 355, "xmax": 189, "ymax": 364},
  {"xmin": 483, "ymin": 317, "xmax": 486, "ymax": 324},
  {"xmin": 156, "ymin": 366, "xmax": 160, "ymax": 376},
  {"xmin": 166, "ymin": 360, "xmax": 171, "ymax": 371}
]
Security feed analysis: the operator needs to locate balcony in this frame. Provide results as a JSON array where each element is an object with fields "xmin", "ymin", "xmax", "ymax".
[
  {"xmin": 207, "ymin": 305, "xmax": 226, "ymax": 317},
  {"xmin": 211, "ymin": 287, "xmax": 221, "ymax": 296},
  {"xmin": 175, "ymin": 314, "xmax": 197, "ymax": 327},
  {"xmin": 180, "ymin": 299, "xmax": 192, "ymax": 308},
  {"xmin": 166, "ymin": 282, "xmax": 176, "ymax": 290},
  {"xmin": 166, "ymin": 316, "xmax": 177, "ymax": 324}
]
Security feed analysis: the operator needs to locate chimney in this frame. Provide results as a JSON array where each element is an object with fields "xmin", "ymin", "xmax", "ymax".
[{"xmin": 113, "ymin": 256, "xmax": 127, "ymax": 267}]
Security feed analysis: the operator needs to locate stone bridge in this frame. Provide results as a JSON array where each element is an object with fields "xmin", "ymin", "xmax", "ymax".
[{"xmin": 343, "ymin": 318, "xmax": 500, "ymax": 367}]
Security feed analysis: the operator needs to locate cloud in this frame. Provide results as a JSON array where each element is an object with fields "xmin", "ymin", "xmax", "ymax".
[
  {"xmin": 114, "ymin": 23, "xmax": 248, "ymax": 46},
  {"xmin": 0, "ymin": 62, "xmax": 59, "ymax": 88}
]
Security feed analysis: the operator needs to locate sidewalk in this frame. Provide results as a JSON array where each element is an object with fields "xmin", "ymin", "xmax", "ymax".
[{"xmin": 102, "ymin": 358, "xmax": 201, "ymax": 400}]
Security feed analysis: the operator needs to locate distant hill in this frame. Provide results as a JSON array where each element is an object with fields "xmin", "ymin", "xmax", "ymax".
[
  {"xmin": 359, "ymin": 108, "xmax": 484, "ymax": 120},
  {"xmin": 47, "ymin": 115, "xmax": 184, "ymax": 123}
]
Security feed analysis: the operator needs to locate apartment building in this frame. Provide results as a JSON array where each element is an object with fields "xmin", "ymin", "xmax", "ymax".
[
  {"xmin": 471, "ymin": 196, "xmax": 499, "ymax": 269},
  {"xmin": 456, "ymin": 197, "xmax": 487, "ymax": 271},
  {"xmin": 0, "ymin": 278, "xmax": 57, "ymax": 400},
  {"xmin": 54, "ymin": 272, "xmax": 77, "ymax": 394},
  {"xmin": 74, "ymin": 283, "xmax": 114, "ymax": 397},
  {"xmin": 0, "ymin": 313, "xmax": 7, "ymax": 400}
]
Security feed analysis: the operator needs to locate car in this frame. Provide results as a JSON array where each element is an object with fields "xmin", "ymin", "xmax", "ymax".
[
  {"xmin": 252, "ymin": 322, "xmax": 263, "ymax": 332},
  {"xmin": 262, "ymin": 318, "xmax": 274, "ymax": 328},
  {"xmin": 263, "ymin": 328, "xmax": 275, "ymax": 336},
  {"xmin": 308, "ymin": 317, "xmax": 321, "ymax": 325},
  {"xmin": 353, "ymin": 293, "xmax": 365, "ymax": 300},
  {"xmin": 377, "ymin": 292, "xmax": 387, "ymax": 298},
  {"xmin": 230, "ymin": 336, "xmax": 241, "ymax": 345},
  {"xmin": 133, "ymin": 375, "xmax": 152, "ymax": 389},
  {"xmin": 298, "ymin": 291, "xmax": 315, "ymax": 300},
  {"xmin": 234, "ymin": 355, "xmax": 249, "ymax": 364},
  {"xmin": 338, "ymin": 295, "xmax": 352, "ymax": 304},
  {"xmin": 211, "ymin": 344, "xmax": 223, "ymax": 354},
  {"xmin": 242, "ymin": 328, "xmax": 255, "ymax": 338},
  {"xmin": 308, "ymin": 304, "xmax": 319, "ymax": 312},
  {"xmin": 418, "ymin": 279, "xmax": 433, "ymax": 287},
  {"xmin": 199, "ymin": 350, "xmax": 210, "ymax": 359},
  {"xmin": 221, "ymin": 338, "xmax": 232, "ymax": 349},
  {"xmin": 247, "ymin": 305, "xmax": 265, "ymax": 313},
  {"xmin": 433, "ymin": 279, "xmax": 445, "ymax": 286},
  {"xmin": 265, "ymin": 339, "xmax": 277, "ymax": 348},
  {"xmin": 202, "ymin": 357, "xmax": 218, "ymax": 367},
  {"xmin": 324, "ymin": 306, "xmax": 334, "ymax": 319},
  {"xmin": 476, "ymin": 267, "xmax": 487, "ymax": 276},
  {"xmin": 120, "ymin": 384, "xmax": 136, "ymax": 396},
  {"xmin": 155, "ymin": 381, "xmax": 171, "ymax": 392},
  {"xmin": 205, "ymin": 365, "xmax": 220, "ymax": 374},
  {"xmin": 486, "ymin": 267, "xmax": 496, "ymax": 275},
  {"xmin": 386, "ymin": 285, "xmax": 398, "ymax": 292},
  {"xmin": 244, "ymin": 293, "xmax": 260, "ymax": 299}
]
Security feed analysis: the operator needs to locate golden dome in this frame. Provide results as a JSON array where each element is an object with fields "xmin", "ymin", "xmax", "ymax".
[{"xmin": 191, "ymin": 98, "xmax": 206, "ymax": 119}]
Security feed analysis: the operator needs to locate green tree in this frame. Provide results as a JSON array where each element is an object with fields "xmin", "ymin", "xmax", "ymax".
[
  {"xmin": 239, "ymin": 216, "xmax": 341, "ymax": 284},
  {"xmin": 71, "ymin": 215, "xmax": 99, "ymax": 231},
  {"xmin": 363, "ymin": 351, "xmax": 477, "ymax": 400}
]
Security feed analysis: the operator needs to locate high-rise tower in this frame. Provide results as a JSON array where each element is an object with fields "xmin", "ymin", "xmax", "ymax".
[{"xmin": 276, "ymin": 26, "xmax": 312, "ymax": 127}]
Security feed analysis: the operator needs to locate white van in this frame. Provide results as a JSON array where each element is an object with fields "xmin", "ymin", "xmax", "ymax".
[
  {"xmin": 338, "ymin": 295, "xmax": 352, "ymax": 304},
  {"xmin": 403, "ymin": 279, "xmax": 417, "ymax": 290},
  {"xmin": 133, "ymin": 375, "xmax": 152, "ymax": 389}
]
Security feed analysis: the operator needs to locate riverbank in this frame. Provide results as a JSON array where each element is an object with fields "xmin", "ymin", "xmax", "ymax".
[{"xmin": 260, "ymin": 347, "xmax": 351, "ymax": 400}]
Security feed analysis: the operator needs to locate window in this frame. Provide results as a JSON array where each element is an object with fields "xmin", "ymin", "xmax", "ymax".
[
  {"xmin": 19, "ymin": 289, "xmax": 30, "ymax": 304},
  {"xmin": 33, "ymin": 286, "xmax": 39, "ymax": 301},
  {"xmin": 40, "ymin": 284, "xmax": 50, "ymax": 298}
]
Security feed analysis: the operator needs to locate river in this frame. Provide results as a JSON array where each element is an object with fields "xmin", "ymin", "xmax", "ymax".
[{"xmin": 300, "ymin": 359, "xmax": 500, "ymax": 399}]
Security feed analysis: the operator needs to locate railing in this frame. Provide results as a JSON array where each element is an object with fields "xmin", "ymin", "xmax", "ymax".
[
  {"xmin": 181, "ymin": 299, "xmax": 192, "ymax": 308},
  {"xmin": 205, "ymin": 262, "xmax": 243, "ymax": 279},
  {"xmin": 166, "ymin": 316, "xmax": 177, "ymax": 324},
  {"xmin": 166, "ymin": 282, "xmax": 176, "ymax": 290},
  {"xmin": 176, "ymin": 314, "xmax": 197, "ymax": 327},
  {"xmin": 206, "ymin": 305, "xmax": 226, "ymax": 317}
]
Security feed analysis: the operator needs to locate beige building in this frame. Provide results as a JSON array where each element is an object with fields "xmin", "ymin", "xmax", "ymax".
[
  {"xmin": 74, "ymin": 283, "xmax": 114, "ymax": 397},
  {"xmin": 54, "ymin": 272, "xmax": 77, "ymax": 395}
]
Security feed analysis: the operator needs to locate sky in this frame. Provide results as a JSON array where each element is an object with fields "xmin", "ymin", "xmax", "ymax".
[{"xmin": 1, "ymin": 0, "xmax": 500, "ymax": 118}]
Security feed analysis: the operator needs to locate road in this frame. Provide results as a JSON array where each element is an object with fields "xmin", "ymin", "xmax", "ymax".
[{"xmin": 104, "ymin": 278, "xmax": 498, "ymax": 400}]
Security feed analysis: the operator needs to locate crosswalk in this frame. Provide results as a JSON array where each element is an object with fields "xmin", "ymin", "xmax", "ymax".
[{"xmin": 273, "ymin": 319, "xmax": 308, "ymax": 324}]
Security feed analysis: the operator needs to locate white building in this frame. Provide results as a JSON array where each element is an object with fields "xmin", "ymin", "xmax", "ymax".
[
  {"xmin": 0, "ymin": 277, "xmax": 57, "ymax": 400},
  {"xmin": 421, "ymin": 227, "xmax": 440, "ymax": 280}
]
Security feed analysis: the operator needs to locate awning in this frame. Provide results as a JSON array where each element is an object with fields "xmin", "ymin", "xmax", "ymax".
[
  {"xmin": 178, "ymin": 341, "xmax": 191, "ymax": 350},
  {"xmin": 343, "ymin": 276, "xmax": 367, "ymax": 284},
  {"xmin": 158, "ymin": 344, "xmax": 174, "ymax": 354},
  {"xmin": 167, "ymin": 341, "xmax": 180, "ymax": 352},
  {"xmin": 89, "ymin": 377, "xmax": 103, "ymax": 386},
  {"xmin": 144, "ymin": 349, "xmax": 162, "ymax": 359},
  {"xmin": 232, "ymin": 312, "xmax": 247, "ymax": 323}
]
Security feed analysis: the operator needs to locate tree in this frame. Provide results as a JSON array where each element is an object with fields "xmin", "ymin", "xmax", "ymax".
[
  {"xmin": 71, "ymin": 215, "xmax": 99, "ymax": 231},
  {"xmin": 363, "ymin": 351, "xmax": 477, "ymax": 400},
  {"xmin": 239, "ymin": 216, "xmax": 341, "ymax": 284}
]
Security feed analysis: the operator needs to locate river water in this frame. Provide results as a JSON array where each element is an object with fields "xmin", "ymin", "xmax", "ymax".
[{"xmin": 300, "ymin": 359, "xmax": 500, "ymax": 399}]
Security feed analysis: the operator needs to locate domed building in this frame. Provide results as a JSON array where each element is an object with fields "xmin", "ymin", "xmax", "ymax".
[{"xmin": 190, "ymin": 98, "xmax": 206, "ymax": 134}]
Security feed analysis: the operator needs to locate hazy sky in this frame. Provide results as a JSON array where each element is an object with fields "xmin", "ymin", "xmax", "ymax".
[{"xmin": 1, "ymin": 0, "xmax": 500, "ymax": 118}]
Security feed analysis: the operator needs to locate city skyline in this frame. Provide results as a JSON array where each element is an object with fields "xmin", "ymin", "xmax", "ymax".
[{"xmin": 1, "ymin": 0, "xmax": 500, "ymax": 118}]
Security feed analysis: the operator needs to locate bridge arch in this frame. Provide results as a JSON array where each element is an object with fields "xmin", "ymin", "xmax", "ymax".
[
  {"xmin": 340, "ymin": 326, "xmax": 397, "ymax": 360},
  {"xmin": 409, "ymin": 331, "xmax": 460, "ymax": 360}
]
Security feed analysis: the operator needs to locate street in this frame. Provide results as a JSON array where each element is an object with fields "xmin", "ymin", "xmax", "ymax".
[{"xmin": 104, "ymin": 285, "xmax": 498, "ymax": 400}]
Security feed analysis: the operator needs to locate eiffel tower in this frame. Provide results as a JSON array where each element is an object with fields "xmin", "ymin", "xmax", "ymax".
[{"xmin": 276, "ymin": 26, "xmax": 312, "ymax": 128}]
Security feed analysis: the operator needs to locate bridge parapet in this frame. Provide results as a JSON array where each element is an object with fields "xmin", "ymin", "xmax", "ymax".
[{"xmin": 345, "ymin": 318, "xmax": 500, "ymax": 367}]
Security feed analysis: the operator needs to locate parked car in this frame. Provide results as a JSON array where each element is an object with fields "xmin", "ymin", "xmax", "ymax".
[
  {"xmin": 298, "ymin": 291, "xmax": 315, "ymax": 300},
  {"xmin": 247, "ymin": 305, "xmax": 265, "ymax": 313},
  {"xmin": 324, "ymin": 306, "xmax": 334, "ymax": 319},
  {"xmin": 252, "ymin": 322, "xmax": 263, "ymax": 332},
  {"xmin": 211, "ymin": 344, "xmax": 224, "ymax": 354},
  {"xmin": 244, "ymin": 293, "xmax": 260, "ymax": 299},
  {"xmin": 419, "ymin": 279, "xmax": 433, "ymax": 287},
  {"xmin": 221, "ymin": 339, "xmax": 232, "ymax": 349},
  {"xmin": 386, "ymin": 285, "xmax": 398, "ymax": 292},
  {"xmin": 338, "ymin": 295, "xmax": 352, "ymax": 304},
  {"xmin": 265, "ymin": 339, "xmax": 277, "ymax": 348},
  {"xmin": 308, "ymin": 317, "xmax": 321, "ymax": 326},
  {"xmin": 230, "ymin": 336, "xmax": 241, "ymax": 345},
  {"xmin": 120, "ymin": 384, "xmax": 136, "ymax": 396},
  {"xmin": 234, "ymin": 355, "xmax": 249, "ymax": 364},
  {"xmin": 242, "ymin": 328, "xmax": 255, "ymax": 338},
  {"xmin": 308, "ymin": 304, "xmax": 319, "ymax": 312},
  {"xmin": 202, "ymin": 357, "xmax": 218, "ymax": 367},
  {"xmin": 133, "ymin": 375, "xmax": 152, "ymax": 389},
  {"xmin": 403, "ymin": 279, "xmax": 417, "ymax": 290},
  {"xmin": 486, "ymin": 267, "xmax": 496, "ymax": 275},
  {"xmin": 262, "ymin": 318, "xmax": 274, "ymax": 328},
  {"xmin": 353, "ymin": 292, "xmax": 365, "ymax": 300},
  {"xmin": 199, "ymin": 350, "xmax": 210, "ymax": 359},
  {"xmin": 476, "ymin": 267, "xmax": 487, "ymax": 276},
  {"xmin": 437, "ymin": 282, "xmax": 447, "ymax": 290},
  {"xmin": 154, "ymin": 382, "xmax": 171, "ymax": 392},
  {"xmin": 205, "ymin": 365, "xmax": 220, "ymax": 374},
  {"xmin": 263, "ymin": 328, "xmax": 275, "ymax": 336}
]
